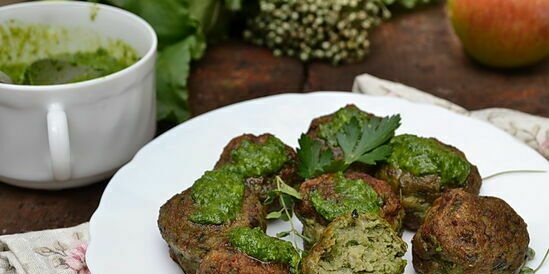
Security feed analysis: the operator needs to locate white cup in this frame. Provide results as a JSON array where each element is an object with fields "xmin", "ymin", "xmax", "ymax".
[{"xmin": 0, "ymin": 2, "xmax": 157, "ymax": 189}]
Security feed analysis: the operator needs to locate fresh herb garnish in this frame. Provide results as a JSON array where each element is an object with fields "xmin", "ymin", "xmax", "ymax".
[
  {"xmin": 265, "ymin": 176, "xmax": 312, "ymax": 245},
  {"xmin": 296, "ymin": 134, "xmax": 341, "ymax": 179},
  {"xmin": 337, "ymin": 115, "xmax": 401, "ymax": 165},
  {"xmin": 483, "ymin": 170, "xmax": 547, "ymax": 181},
  {"xmin": 297, "ymin": 114, "xmax": 401, "ymax": 179},
  {"xmin": 521, "ymin": 248, "xmax": 549, "ymax": 274}
]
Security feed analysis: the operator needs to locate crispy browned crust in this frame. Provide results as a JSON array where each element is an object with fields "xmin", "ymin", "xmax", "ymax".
[
  {"xmin": 158, "ymin": 188, "xmax": 267, "ymax": 273},
  {"xmin": 197, "ymin": 245, "xmax": 290, "ymax": 274},
  {"xmin": 412, "ymin": 189, "xmax": 529, "ymax": 274},
  {"xmin": 214, "ymin": 133, "xmax": 301, "ymax": 208},
  {"xmin": 295, "ymin": 172, "xmax": 404, "ymax": 249},
  {"xmin": 376, "ymin": 140, "xmax": 482, "ymax": 230}
]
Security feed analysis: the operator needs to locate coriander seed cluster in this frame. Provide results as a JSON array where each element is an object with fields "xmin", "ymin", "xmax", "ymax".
[{"xmin": 243, "ymin": 0, "xmax": 391, "ymax": 64}]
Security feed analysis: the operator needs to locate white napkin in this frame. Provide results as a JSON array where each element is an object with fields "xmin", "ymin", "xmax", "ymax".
[
  {"xmin": 352, "ymin": 74, "xmax": 549, "ymax": 159},
  {"xmin": 1, "ymin": 73, "xmax": 547, "ymax": 274}
]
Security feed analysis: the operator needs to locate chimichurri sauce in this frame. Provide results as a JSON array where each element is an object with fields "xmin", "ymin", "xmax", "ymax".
[
  {"xmin": 311, "ymin": 172, "xmax": 383, "ymax": 221},
  {"xmin": 387, "ymin": 134, "xmax": 470, "ymax": 186}
]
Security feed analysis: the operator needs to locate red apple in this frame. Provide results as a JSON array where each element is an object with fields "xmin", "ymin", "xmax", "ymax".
[{"xmin": 447, "ymin": 0, "xmax": 549, "ymax": 68}]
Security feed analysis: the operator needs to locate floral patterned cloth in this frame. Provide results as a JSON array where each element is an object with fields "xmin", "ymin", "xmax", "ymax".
[
  {"xmin": 0, "ymin": 223, "xmax": 89, "ymax": 274},
  {"xmin": 1, "ymin": 74, "xmax": 547, "ymax": 274}
]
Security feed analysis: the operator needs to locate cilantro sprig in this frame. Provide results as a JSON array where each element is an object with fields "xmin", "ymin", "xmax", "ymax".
[
  {"xmin": 265, "ymin": 176, "xmax": 312, "ymax": 245},
  {"xmin": 297, "ymin": 114, "xmax": 401, "ymax": 179},
  {"xmin": 521, "ymin": 248, "xmax": 549, "ymax": 274}
]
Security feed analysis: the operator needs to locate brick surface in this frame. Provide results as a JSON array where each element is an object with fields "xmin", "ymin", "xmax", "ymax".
[{"xmin": 188, "ymin": 40, "xmax": 306, "ymax": 116}]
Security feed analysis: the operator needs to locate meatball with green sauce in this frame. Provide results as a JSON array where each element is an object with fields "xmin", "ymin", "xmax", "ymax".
[
  {"xmin": 295, "ymin": 171, "xmax": 404, "ymax": 249},
  {"xmin": 302, "ymin": 211, "xmax": 407, "ymax": 274},
  {"xmin": 198, "ymin": 227, "xmax": 300, "ymax": 274},
  {"xmin": 215, "ymin": 133, "xmax": 300, "ymax": 209},
  {"xmin": 376, "ymin": 134, "xmax": 482, "ymax": 230},
  {"xmin": 413, "ymin": 189, "xmax": 529, "ymax": 274},
  {"xmin": 157, "ymin": 169, "xmax": 266, "ymax": 273}
]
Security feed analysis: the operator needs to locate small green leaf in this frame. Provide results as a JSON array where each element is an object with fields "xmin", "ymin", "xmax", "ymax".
[
  {"xmin": 521, "ymin": 248, "xmax": 549, "ymax": 274},
  {"xmin": 156, "ymin": 35, "xmax": 206, "ymax": 123},
  {"xmin": 277, "ymin": 177, "xmax": 302, "ymax": 200},
  {"xmin": 297, "ymin": 134, "xmax": 335, "ymax": 179},
  {"xmin": 337, "ymin": 118, "xmax": 361, "ymax": 157},
  {"xmin": 276, "ymin": 231, "xmax": 291, "ymax": 238},
  {"xmin": 337, "ymin": 114, "xmax": 400, "ymax": 166},
  {"xmin": 266, "ymin": 211, "xmax": 282, "ymax": 219},
  {"xmin": 357, "ymin": 144, "xmax": 392, "ymax": 165},
  {"xmin": 264, "ymin": 190, "xmax": 277, "ymax": 205}
]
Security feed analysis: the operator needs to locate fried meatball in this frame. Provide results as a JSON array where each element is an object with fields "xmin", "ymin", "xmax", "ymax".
[
  {"xmin": 295, "ymin": 172, "xmax": 404, "ymax": 249},
  {"xmin": 197, "ymin": 246, "xmax": 290, "ymax": 274},
  {"xmin": 376, "ymin": 134, "xmax": 482, "ymax": 230},
  {"xmin": 412, "ymin": 189, "xmax": 529, "ymax": 274},
  {"xmin": 301, "ymin": 212, "xmax": 407, "ymax": 274},
  {"xmin": 199, "ymin": 226, "xmax": 301, "ymax": 274},
  {"xmin": 215, "ymin": 133, "xmax": 300, "ymax": 209},
  {"xmin": 305, "ymin": 104, "xmax": 378, "ymax": 174},
  {"xmin": 158, "ymin": 186, "xmax": 266, "ymax": 273}
]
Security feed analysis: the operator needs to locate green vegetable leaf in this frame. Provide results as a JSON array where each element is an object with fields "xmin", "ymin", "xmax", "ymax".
[
  {"xmin": 337, "ymin": 115, "xmax": 401, "ymax": 166},
  {"xmin": 266, "ymin": 211, "xmax": 282, "ymax": 219},
  {"xmin": 264, "ymin": 177, "xmax": 310, "ymax": 246},
  {"xmin": 297, "ymin": 134, "xmax": 336, "ymax": 179},
  {"xmin": 276, "ymin": 231, "xmax": 291, "ymax": 238},
  {"xmin": 521, "ymin": 249, "xmax": 549, "ymax": 274},
  {"xmin": 278, "ymin": 180, "xmax": 302, "ymax": 200},
  {"xmin": 156, "ymin": 35, "xmax": 206, "ymax": 123},
  {"xmin": 100, "ymin": 0, "xmax": 200, "ymax": 49},
  {"xmin": 357, "ymin": 144, "xmax": 393, "ymax": 165},
  {"xmin": 297, "ymin": 114, "xmax": 400, "ymax": 179},
  {"xmin": 96, "ymin": 0, "xmax": 244, "ymax": 124}
]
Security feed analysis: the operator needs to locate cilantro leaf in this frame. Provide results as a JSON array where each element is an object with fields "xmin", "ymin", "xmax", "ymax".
[
  {"xmin": 297, "ymin": 134, "xmax": 335, "ymax": 179},
  {"xmin": 358, "ymin": 144, "xmax": 392, "ymax": 165},
  {"xmin": 337, "ymin": 115, "xmax": 401, "ymax": 166},
  {"xmin": 264, "ymin": 177, "xmax": 310, "ymax": 246},
  {"xmin": 297, "ymin": 113, "xmax": 401, "ymax": 179}
]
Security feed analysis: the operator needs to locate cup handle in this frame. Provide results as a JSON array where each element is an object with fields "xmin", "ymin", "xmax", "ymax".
[{"xmin": 47, "ymin": 104, "xmax": 71, "ymax": 181}]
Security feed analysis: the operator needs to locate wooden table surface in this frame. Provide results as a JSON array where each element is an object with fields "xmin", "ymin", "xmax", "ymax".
[{"xmin": 1, "ymin": 2, "xmax": 547, "ymax": 235}]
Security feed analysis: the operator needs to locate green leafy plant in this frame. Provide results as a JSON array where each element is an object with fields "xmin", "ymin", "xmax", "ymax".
[
  {"xmin": 265, "ymin": 176, "xmax": 311, "ymax": 245},
  {"xmin": 521, "ymin": 249, "xmax": 549, "ymax": 274},
  {"xmin": 95, "ymin": 0, "xmax": 244, "ymax": 124},
  {"xmin": 297, "ymin": 115, "xmax": 401, "ymax": 179}
]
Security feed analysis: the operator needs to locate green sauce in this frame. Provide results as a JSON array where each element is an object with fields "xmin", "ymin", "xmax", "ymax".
[
  {"xmin": 223, "ymin": 136, "xmax": 291, "ymax": 177},
  {"xmin": 317, "ymin": 105, "xmax": 372, "ymax": 146},
  {"xmin": 311, "ymin": 172, "xmax": 383, "ymax": 221},
  {"xmin": 0, "ymin": 20, "xmax": 138, "ymax": 85},
  {"xmin": 229, "ymin": 227, "xmax": 301, "ymax": 273},
  {"xmin": 189, "ymin": 169, "xmax": 245, "ymax": 225},
  {"xmin": 387, "ymin": 134, "xmax": 470, "ymax": 186}
]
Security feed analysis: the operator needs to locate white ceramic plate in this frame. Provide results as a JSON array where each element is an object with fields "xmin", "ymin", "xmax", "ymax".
[{"xmin": 87, "ymin": 92, "xmax": 549, "ymax": 274}]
